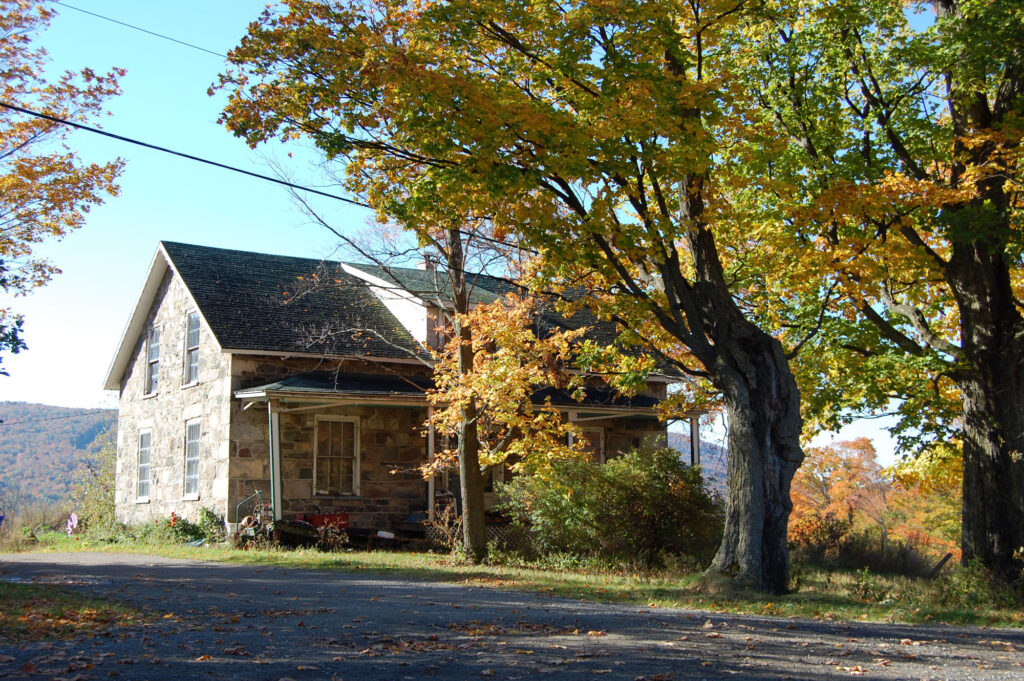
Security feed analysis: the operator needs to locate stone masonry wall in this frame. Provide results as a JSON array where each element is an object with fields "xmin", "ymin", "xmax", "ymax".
[
  {"xmin": 228, "ymin": 355, "xmax": 431, "ymax": 528},
  {"xmin": 114, "ymin": 269, "xmax": 231, "ymax": 525}
]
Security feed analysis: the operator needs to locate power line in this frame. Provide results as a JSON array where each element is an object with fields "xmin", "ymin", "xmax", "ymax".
[
  {"xmin": 0, "ymin": 408, "xmax": 117, "ymax": 427},
  {"xmin": 0, "ymin": 100, "xmax": 371, "ymax": 208},
  {"xmin": 28, "ymin": 8, "xmax": 539, "ymax": 257},
  {"xmin": 53, "ymin": 2, "xmax": 226, "ymax": 58},
  {"xmin": 1, "ymin": 101, "xmax": 539, "ymax": 254}
]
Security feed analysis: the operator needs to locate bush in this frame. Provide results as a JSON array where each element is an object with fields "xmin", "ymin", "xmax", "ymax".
[
  {"xmin": 938, "ymin": 559, "xmax": 1021, "ymax": 609},
  {"xmin": 498, "ymin": 448, "xmax": 723, "ymax": 569},
  {"xmin": 65, "ymin": 429, "xmax": 116, "ymax": 531},
  {"xmin": 789, "ymin": 512, "xmax": 851, "ymax": 562},
  {"xmin": 790, "ymin": 522, "xmax": 934, "ymax": 577}
]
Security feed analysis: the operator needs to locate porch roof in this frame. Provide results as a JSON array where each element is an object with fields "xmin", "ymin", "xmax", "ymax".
[{"xmin": 234, "ymin": 371, "xmax": 663, "ymax": 416}]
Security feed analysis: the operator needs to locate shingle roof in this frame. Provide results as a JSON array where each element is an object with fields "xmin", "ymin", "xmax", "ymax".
[
  {"xmin": 161, "ymin": 242, "xmax": 425, "ymax": 360},
  {"xmin": 235, "ymin": 371, "xmax": 660, "ymax": 411}
]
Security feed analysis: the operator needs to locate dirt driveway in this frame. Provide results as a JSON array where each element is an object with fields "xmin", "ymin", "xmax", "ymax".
[{"xmin": 1, "ymin": 552, "xmax": 1021, "ymax": 680}]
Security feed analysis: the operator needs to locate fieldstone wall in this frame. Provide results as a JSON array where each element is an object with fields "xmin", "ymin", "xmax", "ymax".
[
  {"xmin": 227, "ymin": 355, "xmax": 431, "ymax": 529},
  {"xmin": 113, "ymin": 269, "xmax": 231, "ymax": 525}
]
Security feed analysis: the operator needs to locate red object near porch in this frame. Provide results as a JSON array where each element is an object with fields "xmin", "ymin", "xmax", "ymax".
[{"xmin": 298, "ymin": 513, "xmax": 350, "ymax": 529}]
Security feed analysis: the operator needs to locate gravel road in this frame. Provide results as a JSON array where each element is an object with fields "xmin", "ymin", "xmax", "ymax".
[{"xmin": 1, "ymin": 552, "xmax": 1021, "ymax": 680}]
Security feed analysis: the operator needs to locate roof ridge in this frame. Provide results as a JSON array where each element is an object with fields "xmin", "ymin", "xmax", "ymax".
[{"xmin": 160, "ymin": 240, "xmax": 346, "ymax": 269}]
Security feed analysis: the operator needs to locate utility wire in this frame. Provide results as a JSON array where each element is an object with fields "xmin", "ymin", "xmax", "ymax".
[
  {"xmin": 53, "ymin": 2, "xmax": 227, "ymax": 58},
  {"xmin": 0, "ymin": 100, "xmax": 370, "ymax": 208},
  {"xmin": 29, "ymin": 7, "xmax": 539, "ymax": 256},
  {"xmin": 0, "ymin": 408, "xmax": 117, "ymax": 427},
  {"xmin": 0, "ymin": 101, "xmax": 538, "ymax": 254}
]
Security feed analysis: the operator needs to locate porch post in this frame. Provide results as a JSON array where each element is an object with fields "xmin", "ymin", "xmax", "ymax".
[
  {"xmin": 689, "ymin": 414, "xmax": 701, "ymax": 466},
  {"xmin": 267, "ymin": 400, "xmax": 283, "ymax": 521},
  {"xmin": 427, "ymin": 406, "xmax": 436, "ymax": 521}
]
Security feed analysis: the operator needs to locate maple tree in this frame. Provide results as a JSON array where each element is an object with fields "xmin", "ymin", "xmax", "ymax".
[
  {"xmin": 428, "ymin": 292, "xmax": 591, "ymax": 477},
  {"xmin": 743, "ymin": 0, "xmax": 1024, "ymax": 581},
  {"xmin": 790, "ymin": 438, "xmax": 961, "ymax": 563},
  {"xmin": 219, "ymin": 0, "xmax": 809, "ymax": 593},
  {"xmin": 0, "ymin": 0, "xmax": 123, "ymax": 374}
]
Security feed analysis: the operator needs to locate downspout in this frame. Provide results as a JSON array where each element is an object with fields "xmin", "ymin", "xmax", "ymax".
[{"xmin": 267, "ymin": 400, "xmax": 283, "ymax": 521}]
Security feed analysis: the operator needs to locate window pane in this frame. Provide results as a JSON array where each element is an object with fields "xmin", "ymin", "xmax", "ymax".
[
  {"xmin": 315, "ymin": 419, "xmax": 356, "ymax": 495},
  {"xmin": 184, "ymin": 313, "xmax": 200, "ymax": 383},
  {"xmin": 138, "ymin": 432, "xmax": 151, "ymax": 499},
  {"xmin": 145, "ymin": 327, "xmax": 160, "ymax": 394},
  {"xmin": 184, "ymin": 421, "xmax": 200, "ymax": 496},
  {"xmin": 186, "ymin": 313, "xmax": 200, "ymax": 346},
  {"xmin": 147, "ymin": 328, "xmax": 160, "ymax": 361}
]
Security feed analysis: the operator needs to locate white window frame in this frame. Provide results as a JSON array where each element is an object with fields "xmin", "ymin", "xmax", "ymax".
[
  {"xmin": 313, "ymin": 415, "xmax": 360, "ymax": 496},
  {"xmin": 182, "ymin": 311, "xmax": 200, "ymax": 385},
  {"xmin": 136, "ymin": 430, "xmax": 152, "ymax": 502},
  {"xmin": 143, "ymin": 325, "xmax": 160, "ymax": 395},
  {"xmin": 183, "ymin": 418, "xmax": 201, "ymax": 500}
]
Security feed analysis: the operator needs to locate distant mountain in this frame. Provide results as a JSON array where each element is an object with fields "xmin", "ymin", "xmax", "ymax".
[
  {"xmin": 668, "ymin": 431, "xmax": 728, "ymax": 495},
  {"xmin": 0, "ymin": 402, "xmax": 117, "ymax": 504}
]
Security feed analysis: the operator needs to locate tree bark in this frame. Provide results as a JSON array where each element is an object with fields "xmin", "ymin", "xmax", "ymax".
[
  {"xmin": 447, "ymin": 227, "xmax": 488, "ymax": 564},
  {"xmin": 948, "ymin": 243, "xmax": 1024, "ymax": 581},
  {"xmin": 456, "ymin": 318, "xmax": 488, "ymax": 563},
  {"xmin": 703, "ymin": 320, "xmax": 804, "ymax": 594}
]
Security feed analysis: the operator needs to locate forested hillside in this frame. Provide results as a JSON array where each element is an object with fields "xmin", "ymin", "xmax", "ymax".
[
  {"xmin": 0, "ymin": 402, "xmax": 116, "ymax": 504},
  {"xmin": 668, "ymin": 432, "xmax": 728, "ymax": 495}
]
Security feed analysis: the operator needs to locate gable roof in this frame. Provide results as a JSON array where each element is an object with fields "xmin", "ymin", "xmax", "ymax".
[
  {"xmin": 103, "ymin": 242, "xmax": 427, "ymax": 390},
  {"xmin": 104, "ymin": 241, "xmax": 650, "ymax": 393}
]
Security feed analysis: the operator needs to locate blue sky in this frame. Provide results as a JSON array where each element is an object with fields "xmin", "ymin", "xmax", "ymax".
[
  {"xmin": 2, "ymin": 1, "xmax": 367, "ymax": 408},
  {"xmin": 1, "ymin": 1, "xmax": 898, "ymax": 462}
]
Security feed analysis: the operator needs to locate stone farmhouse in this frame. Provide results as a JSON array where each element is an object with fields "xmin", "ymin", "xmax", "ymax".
[{"xmin": 104, "ymin": 242, "xmax": 696, "ymax": 533}]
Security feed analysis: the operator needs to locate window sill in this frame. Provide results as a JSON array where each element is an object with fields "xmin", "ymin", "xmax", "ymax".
[
  {"xmin": 141, "ymin": 392, "xmax": 159, "ymax": 400},
  {"xmin": 135, "ymin": 497, "xmax": 150, "ymax": 504},
  {"xmin": 181, "ymin": 381, "xmax": 199, "ymax": 390},
  {"xmin": 313, "ymin": 492, "xmax": 360, "ymax": 499},
  {"xmin": 182, "ymin": 494, "xmax": 200, "ymax": 502}
]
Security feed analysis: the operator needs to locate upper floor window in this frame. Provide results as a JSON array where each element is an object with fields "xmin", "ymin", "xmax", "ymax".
[
  {"xmin": 183, "ymin": 419, "xmax": 201, "ymax": 499},
  {"xmin": 137, "ymin": 431, "xmax": 152, "ymax": 501},
  {"xmin": 183, "ymin": 312, "xmax": 200, "ymax": 384},
  {"xmin": 144, "ymin": 326, "xmax": 160, "ymax": 395}
]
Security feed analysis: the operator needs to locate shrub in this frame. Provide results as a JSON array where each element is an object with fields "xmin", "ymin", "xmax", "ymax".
[
  {"xmin": 789, "ymin": 512, "xmax": 851, "ymax": 562},
  {"xmin": 938, "ymin": 559, "xmax": 1021, "ymax": 609},
  {"xmin": 65, "ymin": 429, "xmax": 116, "ymax": 531},
  {"xmin": 498, "ymin": 447, "xmax": 723, "ymax": 569}
]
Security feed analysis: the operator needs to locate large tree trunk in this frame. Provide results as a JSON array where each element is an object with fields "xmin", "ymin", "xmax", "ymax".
[
  {"xmin": 949, "ymin": 243, "xmax": 1024, "ymax": 582},
  {"xmin": 705, "ymin": 322, "xmax": 804, "ymax": 594},
  {"xmin": 681, "ymin": 208, "xmax": 804, "ymax": 594}
]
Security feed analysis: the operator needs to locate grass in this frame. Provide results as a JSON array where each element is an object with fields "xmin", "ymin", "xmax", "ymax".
[
  {"xmin": 0, "ymin": 581, "xmax": 150, "ymax": 643},
  {"xmin": 6, "ymin": 529, "xmax": 1021, "ymax": 630}
]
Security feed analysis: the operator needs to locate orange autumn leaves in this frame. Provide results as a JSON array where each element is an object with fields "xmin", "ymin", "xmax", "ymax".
[{"xmin": 789, "ymin": 438, "xmax": 961, "ymax": 559}]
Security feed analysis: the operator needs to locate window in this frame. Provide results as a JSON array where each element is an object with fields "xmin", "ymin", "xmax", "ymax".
[
  {"xmin": 581, "ymin": 428, "xmax": 605, "ymax": 464},
  {"xmin": 137, "ymin": 431, "xmax": 152, "ymax": 501},
  {"xmin": 144, "ymin": 326, "xmax": 160, "ymax": 395},
  {"xmin": 184, "ymin": 419, "xmax": 201, "ymax": 499},
  {"xmin": 183, "ymin": 312, "xmax": 200, "ymax": 384},
  {"xmin": 314, "ymin": 416, "xmax": 359, "ymax": 495}
]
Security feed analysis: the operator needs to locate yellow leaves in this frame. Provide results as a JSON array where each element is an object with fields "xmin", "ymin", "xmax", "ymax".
[{"xmin": 426, "ymin": 292, "xmax": 595, "ymax": 476}]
